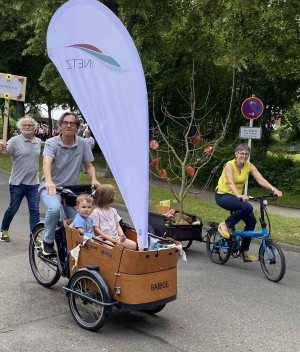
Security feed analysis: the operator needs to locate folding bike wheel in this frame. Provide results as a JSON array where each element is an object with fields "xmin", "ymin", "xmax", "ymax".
[
  {"xmin": 29, "ymin": 223, "xmax": 61, "ymax": 287},
  {"xmin": 259, "ymin": 241, "xmax": 286, "ymax": 283},
  {"xmin": 206, "ymin": 228, "xmax": 231, "ymax": 264}
]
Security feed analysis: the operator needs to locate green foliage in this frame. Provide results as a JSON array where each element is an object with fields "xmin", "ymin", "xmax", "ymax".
[
  {"xmin": 0, "ymin": 0, "xmax": 299, "ymax": 135},
  {"xmin": 279, "ymin": 103, "xmax": 300, "ymax": 142},
  {"xmin": 0, "ymin": 0, "xmax": 299, "ymax": 162},
  {"xmin": 249, "ymin": 152, "xmax": 297, "ymax": 192},
  {"xmin": 0, "ymin": 112, "xmax": 18, "ymax": 139}
]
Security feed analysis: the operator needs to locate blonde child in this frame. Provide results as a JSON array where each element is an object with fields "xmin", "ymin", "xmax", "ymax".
[
  {"xmin": 92, "ymin": 184, "xmax": 136, "ymax": 250},
  {"xmin": 70, "ymin": 194, "xmax": 94, "ymax": 235}
]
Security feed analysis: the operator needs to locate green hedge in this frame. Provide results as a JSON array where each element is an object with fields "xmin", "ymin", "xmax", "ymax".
[{"xmin": 194, "ymin": 148, "xmax": 300, "ymax": 193}]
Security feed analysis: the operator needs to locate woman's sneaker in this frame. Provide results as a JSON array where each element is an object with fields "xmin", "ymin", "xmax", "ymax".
[
  {"xmin": 42, "ymin": 241, "xmax": 56, "ymax": 256},
  {"xmin": 0, "ymin": 230, "xmax": 10, "ymax": 242}
]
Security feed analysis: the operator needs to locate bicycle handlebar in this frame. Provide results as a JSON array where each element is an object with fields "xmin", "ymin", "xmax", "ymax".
[
  {"xmin": 55, "ymin": 185, "xmax": 96, "ymax": 207},
  {"xmin": 248, "ymin": 194, "xmax": 278, "ymax": 201},
  {"xmin": 56, "ymin": 185, "xmax": 96, "ymax": 195}
]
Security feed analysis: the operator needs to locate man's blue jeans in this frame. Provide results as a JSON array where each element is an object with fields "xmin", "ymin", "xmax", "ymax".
[
  {"xmin": 215, "ymin": 192, "xmax": 257, "ymax": 251},
  {"xmin": 1, "ymin": 184, "xmax": 40, "ymax": 231},
  {"xmin": 40, "ymin": 189, "xmax": 77, "ymax": 244}
]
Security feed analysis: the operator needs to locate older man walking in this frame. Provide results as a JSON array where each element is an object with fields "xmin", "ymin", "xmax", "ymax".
[{"xmin": 0, "ymin": 116, "xmax": 41, "ymax": 242}]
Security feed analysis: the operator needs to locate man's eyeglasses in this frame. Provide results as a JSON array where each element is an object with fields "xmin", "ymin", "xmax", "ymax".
[
  {"xmin": 62, "ymin": 121, "xmax": 76, "ymax": 126},
  {"xmin": 22, "ymin": 124, "xmax": 34, "ymax": 127}
]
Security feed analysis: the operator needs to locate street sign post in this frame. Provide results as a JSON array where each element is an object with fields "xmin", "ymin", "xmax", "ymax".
[{"xmin": 241, "ymin": 96, "xmax": 264, "ymax": 195}]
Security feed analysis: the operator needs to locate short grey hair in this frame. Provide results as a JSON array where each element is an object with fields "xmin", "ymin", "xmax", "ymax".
[
  {"xmin": 17, "ymin": 116, "xmax": 38, "ymax": 129},
  {"xmin": 235, "ymin": 143, "xmax": 250, "ymax": 155},
  {"xmin": 58, "ymin": 111, "xmax": 81, "ymax": 128}
]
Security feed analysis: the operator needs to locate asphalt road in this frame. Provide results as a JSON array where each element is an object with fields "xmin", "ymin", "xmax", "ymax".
[{"xmin": 0, "ymin": 170, "xmax": 300, "ymax": 352}]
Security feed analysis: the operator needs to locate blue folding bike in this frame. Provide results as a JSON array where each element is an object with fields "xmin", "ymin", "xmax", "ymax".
[{"xmin": 206, "ymin": 194, "xmax": 286, "ymax": 282}]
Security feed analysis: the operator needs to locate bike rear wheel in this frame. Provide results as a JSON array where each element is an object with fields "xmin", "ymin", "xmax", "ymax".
[
  {"xmin": 67, "ymin": 271, "xmax": 110, "ymax": 331},
  {"xmin": 206, "ymin": 228, "xmax": 231, "ymax": 264},
  {"xmin": 29, "ymin": 223, "xmax": 61, "ymax": 287},
  {"xmin": 259, "ymin": 241, "xmax": 286, "ymax": 283}
]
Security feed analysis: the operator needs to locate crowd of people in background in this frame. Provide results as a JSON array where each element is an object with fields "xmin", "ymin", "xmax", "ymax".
[{"xmin": 34, "ymin": 124, "xmax": 51, "ymax": 141}]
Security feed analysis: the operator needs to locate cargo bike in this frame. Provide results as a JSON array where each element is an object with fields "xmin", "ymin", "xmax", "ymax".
[{"xmin": 29, "ymin": 186, "xmax": 181, "ymax": 331}]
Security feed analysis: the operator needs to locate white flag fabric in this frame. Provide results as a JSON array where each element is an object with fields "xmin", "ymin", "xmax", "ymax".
[
  {"xmin": 82, "ymin": 231, "xmax": 92, "ymax": 246},
  {"xmin": 47, "ymin": 0, "xmax": 149, "ymax": 249}
]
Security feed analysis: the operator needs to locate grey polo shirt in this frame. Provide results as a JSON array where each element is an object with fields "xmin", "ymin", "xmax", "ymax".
[
  {"xmin": 6, "ymin": 134, "xmax": 41, "ymax": 185},
  {"xmin": 39, "ymin": 134, "xmax": 94, "ymax": 191}
]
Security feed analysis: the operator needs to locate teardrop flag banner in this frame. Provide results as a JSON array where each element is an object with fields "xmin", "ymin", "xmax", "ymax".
[{"xmin": 47, "ymin": 0, "xmax": 149, "ymax": 249}]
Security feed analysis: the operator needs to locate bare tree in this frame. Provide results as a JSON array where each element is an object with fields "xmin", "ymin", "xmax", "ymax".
[{"xmin": 150, "ymin": 66, "xmax": 235, "ymax": 217}]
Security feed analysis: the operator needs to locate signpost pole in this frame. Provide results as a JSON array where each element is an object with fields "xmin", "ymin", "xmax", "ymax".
[
  {"xmin": 244, "ymin": 119, "xmax": 253, "ymax": 195},
  {"xmin": 2, "ymin": 98, "xmax": 9, "ymax": 144},
  {"xmin": 241, "ymin": 96, "xmax": 264, "ymax": 196}
]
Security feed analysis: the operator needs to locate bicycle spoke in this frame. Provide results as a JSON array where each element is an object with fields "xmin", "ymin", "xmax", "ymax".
[{"xmin": 259, "ymin": 242, "xmax": 286, "ymax": 282}]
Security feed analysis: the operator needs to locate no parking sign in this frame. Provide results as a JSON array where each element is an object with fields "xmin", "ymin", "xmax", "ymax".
[{"xmin": 241, "ymin": 97, "xmax": 264, "ymax": 120}]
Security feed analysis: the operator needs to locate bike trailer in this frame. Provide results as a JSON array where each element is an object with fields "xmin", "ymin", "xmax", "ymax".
[{"xmin": 148, "ymin": 211, "xmax": 203, "ymax": 242}]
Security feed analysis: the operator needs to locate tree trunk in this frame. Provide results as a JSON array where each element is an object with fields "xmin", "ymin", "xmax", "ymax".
[{"xmin": 17, "ymin": 101, "xmax": 25, "ymax": 119}]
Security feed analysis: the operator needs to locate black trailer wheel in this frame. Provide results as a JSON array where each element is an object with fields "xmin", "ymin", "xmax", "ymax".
[
  {"xmin": 206, "ymin": 228, "xmax": 230, "ymax": 264},
  {"xmin": 140, "ymin": 304, "xmax": 166, "ymax": 315},
  {"xmin": 148, "ymin": 224, "xmax": 155, "ymax": 235},
  {"xmin": 259, "ymin": 241, "xmax": 286, "ymax": 283},
  {"xmin": 29, "ymin": 223, "xmax": 61, "ymax": 287},
  {"xmin": 180, "ymin": 240, "xmax": 193, "ymax": 250},
  {"xmin": 68, "ymin": 271, "xmax": 111, "ymax": 331}
]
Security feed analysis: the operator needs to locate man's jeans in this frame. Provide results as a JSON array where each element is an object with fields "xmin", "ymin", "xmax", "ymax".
[
  {"xmin": 40, "ymin": 189, "xmax": 77, "ymax": 244},
  {"xmin": 1, "ymin": 184, "xmax": 40, "ymax": 231}
]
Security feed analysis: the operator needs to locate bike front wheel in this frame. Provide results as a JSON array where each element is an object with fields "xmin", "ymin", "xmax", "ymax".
[
  {"xmin": 259, "ymin": 241, "xmax": 286, "ymax": 283},
  {"xmin": 29, "ymin": 223, "xmax": 61, "ymax": 287},
  {"xmin": 206, "ymin": 228, "xmax": 231, "ymax": 264},
  {"xmin": 67, "ymin": 271, "xmax": 111, "ymax": 331}
]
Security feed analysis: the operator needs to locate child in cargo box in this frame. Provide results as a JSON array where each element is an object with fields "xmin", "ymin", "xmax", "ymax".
[
  {"xmin": 70, "ymin": 193, "xmax": 94, "ymax": 235},
  {"xmin": 92, "ymin": 184, "xmax": 137, "ymax": 250}
]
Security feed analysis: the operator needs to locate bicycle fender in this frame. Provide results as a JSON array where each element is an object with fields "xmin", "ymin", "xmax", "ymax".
[
  {"xmin": 71, "ymin": 268, "xmax": 113, "ymax": 305},
  {"xmin": 29, "ymin": 222, "xmax": 45, "ymax": 237}
]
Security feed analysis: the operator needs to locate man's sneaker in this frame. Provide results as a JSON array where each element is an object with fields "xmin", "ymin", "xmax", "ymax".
[
  {"xmin": 0, "ymin": 230, "xmax": 10, "ymax": 242},
  {"xmin": 42, "ymin": 241, "xmax": 56, "ymax": 256}
]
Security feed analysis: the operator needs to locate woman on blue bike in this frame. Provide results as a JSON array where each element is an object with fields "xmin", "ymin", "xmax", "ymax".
[{"xmin": 215, "ymin": 144, "xmax": 282, "ymax": 262}]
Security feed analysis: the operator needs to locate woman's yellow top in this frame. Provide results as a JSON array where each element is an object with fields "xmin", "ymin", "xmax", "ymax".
[{"xmin": 216, "ymin": 159, "xmax": 250, "ymax": 195}]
